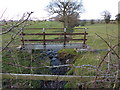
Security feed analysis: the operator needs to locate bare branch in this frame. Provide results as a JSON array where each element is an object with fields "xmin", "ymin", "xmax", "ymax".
[
  {"xmin": 0, "ymin": 8, "xmax": 7, "ymax": 19},
  {"xmin": 1, "ymin": 12, "xmax": 33, "ymax": 51},
  {"xmin": 93, "ymin": 33, "xmax": 120, "ymax": 87},
  {"xmin": 0, "ymin": 12, "xmax": 33, "ymax": 35},
  {"xmin": 4, "ymin": 62, "xmax": 99, "ymax": 70},
  {"xmin": 95, "ymin": 33, "xmax": 119, "ymax": 58}
]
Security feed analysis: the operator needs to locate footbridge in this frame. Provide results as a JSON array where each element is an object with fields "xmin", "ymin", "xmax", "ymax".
[{"xmin": 19, "ymin": 27, "xmax": 89, "ymax": 50}]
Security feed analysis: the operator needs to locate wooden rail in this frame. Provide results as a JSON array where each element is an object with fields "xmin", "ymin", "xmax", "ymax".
[
  {"xmin": 20, "ymin": 28, "xmax": 88, "ymax": 48},
  {"xmin": 21, "ymin": 33, "xmax": 88, "ymax": 35},
  {"xmin": 24, "ymin": 28, "xmax": 88, "ymax": 30},
  {"xmin": 21, "ymin": 39, "xmax": 87, "ymax": 42},
  {"xmin": 1, "ymin": 73, "xmax": 114, "ymax": 82}
]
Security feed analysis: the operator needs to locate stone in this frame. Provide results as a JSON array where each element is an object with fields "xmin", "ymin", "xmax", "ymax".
[
  {"xmin": 51, "ymin": 57, "xmax": 58, "ymax": 61},
  {"xmin": 46, "ymin": 51, "xmax": 53, "ymax": 55},
  {"xmin": 54, "ymin": 54, "xmax": 58, "ymax": 58},
  {"xmin": 50, "ymin": 59, "xmax": 60, "ymax": 66},
  {"xmin": 49, "ymin": 55, "xmax": 54, "ymax": 59}
]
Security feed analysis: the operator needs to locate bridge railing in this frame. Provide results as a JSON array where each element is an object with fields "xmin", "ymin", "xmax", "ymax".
[{"xmin": 20, "ymin": 28, "xmax": 88, "ymax": 48}]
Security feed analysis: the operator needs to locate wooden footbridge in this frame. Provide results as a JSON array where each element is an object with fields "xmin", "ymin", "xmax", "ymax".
[{"xmin": 19, "ymin": 27, "xmax": 89, "ymax": 50}]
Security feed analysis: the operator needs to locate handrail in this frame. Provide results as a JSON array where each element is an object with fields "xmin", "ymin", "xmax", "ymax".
[
  {"xmin": 21, "ymin": 32, "xmax": 88, "ymax": 35},
  {"xmin": 20, "ymin": 28, "xmax": 88, "ymax": 48},
  {"xmin": 24, "ymin": 27, "xmax": 88, "ymax": 30},
  {"xmin": 21, "ymin": 39, "xmax": 87, "ymax": 42}
]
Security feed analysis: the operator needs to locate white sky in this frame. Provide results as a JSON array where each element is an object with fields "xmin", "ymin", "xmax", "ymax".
[{"xmin": 0, "ymin": 0, "xmax": 120, "ymax": 20}]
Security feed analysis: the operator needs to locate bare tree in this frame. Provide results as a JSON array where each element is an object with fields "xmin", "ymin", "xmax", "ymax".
[
  {"xmin": 101, "ymin": 10, "xmax": 111, "ymax": 24},
  {"xmin": 46, "ymin": 0, "xmax": 83, "ymax": 29},
  {"xmin": 90, "ymin": 19, "xmax": 95, "ymax": 24}
]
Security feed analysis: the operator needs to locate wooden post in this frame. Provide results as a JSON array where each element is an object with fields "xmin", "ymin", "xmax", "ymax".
[
  {"xmin": 21, "ymin": 28, "xmax": 24, "ymax": 48},
  {"xmin": 64, "ymin": 28, "xmax": 66, "ymax": 48},
  {"xmin": 43, "ymin": 28, "xmax": 46, "ymax": 49},
  {"xmin": 117, "ymin": 2, "xmax": 120, "ymax": 88},
  {"xmin": 83, "ymin": 28, "xmax": 87, "ymax": 48}
]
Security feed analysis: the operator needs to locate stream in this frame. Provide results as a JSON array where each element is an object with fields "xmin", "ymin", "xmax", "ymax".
[{"xmin": 40, "ymin": 49, "xmax": 69, "ymax": 89}]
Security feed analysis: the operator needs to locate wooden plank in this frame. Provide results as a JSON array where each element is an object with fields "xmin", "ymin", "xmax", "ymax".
[
  {"xmin": 25, "ymin": 28, "xmax": 88, "ymax": 30},
  {"xmin": 21, "ymin": 33, "xmax": 88, "ymax": 36},
  {"xmin": 21, "ymin": 43, "xmax": 85, "ymax": 50},
  {"xmin": 1, "ymin": 73, "xmax": 114, "ymax": 82},
  {"xmin": 24, "ymin": 28, "xmax": 89, "ymax": 31},
  {"xmin": 21, "ymin": 39, "xmax": 87, "ymax": 42}
]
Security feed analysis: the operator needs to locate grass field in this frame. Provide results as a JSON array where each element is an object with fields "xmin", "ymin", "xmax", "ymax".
[{"xmin": 2, "ymin": 21, "xmax": 118, "ymax": 88}]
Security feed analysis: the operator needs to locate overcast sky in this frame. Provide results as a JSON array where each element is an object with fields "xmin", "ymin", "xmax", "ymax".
[{"xmin": 0, "ymin": 0, "xmax": 120, "ymax": 20}]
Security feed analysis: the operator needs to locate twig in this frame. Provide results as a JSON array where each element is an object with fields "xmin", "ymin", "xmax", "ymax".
[
  {"xmin": 1, "ymin": 26, "xmax": 24, "ymax": 51},
  {"xmin": 97, "ymin": 32, "xmax": 118, "ymax": 39},
  {"xmin": 0, "ymin": 12, "xmax": 33, "ymax": 35},
  {"xmin": 93, "ymin": 33, "xmax": 120, "ymax": 87},
  {"xmin": 0, "ymin": 8, "xmax": 7, "ymax": 19},
  {"xmin": 95, "ymin": 33, "xmax": 120, "ymax": 59},
  {"xmin": 98, "ymin": 43, "xmax": 120, "ymax": 69},
  {"xmin": 1, "ymin": 12, "xmax": 33, "ymax": 51},
  {"xmin": 93, "ymin": 43, "xmax": 119, "ymax": 86},
  {"xmin": 4, "ymin": 62, "xmax": 99, "ymax": 70}
]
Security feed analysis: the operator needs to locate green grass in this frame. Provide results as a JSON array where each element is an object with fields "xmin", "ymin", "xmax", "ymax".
[{"xmin": 86, "ymin": 24, "xmax": 118, "ymax": 49}]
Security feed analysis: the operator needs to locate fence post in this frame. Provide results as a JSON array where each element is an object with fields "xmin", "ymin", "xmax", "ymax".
[
  {"xmin": 64, "ymin": 28, "xmax": 66, "ymax": 48},
  {"xmin": 83, "ymin": 28, "xmax": 87, "ymax": 48},
  {"xmin": 43, "ymin": 28, "xmax": 46, "ymax": 49},
  {"xmin": 21, "ymin": 28, "xmax": 24, "ymax": 48}
]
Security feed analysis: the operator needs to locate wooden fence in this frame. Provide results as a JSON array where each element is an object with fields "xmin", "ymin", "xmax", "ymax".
[{"xmin": 20, "ymin": 28, "xmax": 88, "ymax": 47}]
